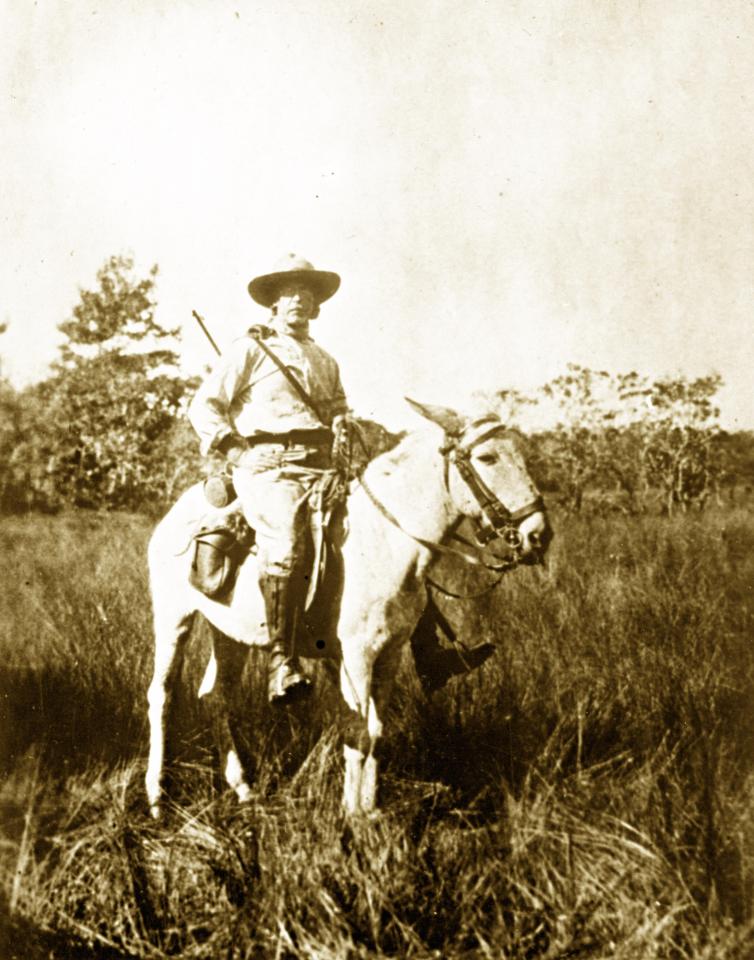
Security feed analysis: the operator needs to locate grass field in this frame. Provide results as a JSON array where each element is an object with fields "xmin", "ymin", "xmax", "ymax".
[{"xmin": 0, "ymin": 505, "xmax": 753, "ymax": 958}]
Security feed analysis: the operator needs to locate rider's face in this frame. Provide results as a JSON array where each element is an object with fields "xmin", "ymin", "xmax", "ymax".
[{"xmin": 273, "ymin": 283, "xmax": 317, "ymax": 337}]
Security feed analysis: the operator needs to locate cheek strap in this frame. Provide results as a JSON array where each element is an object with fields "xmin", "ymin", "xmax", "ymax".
[{"xmin": 449, "ymin": 447, "xmax": 543, "ymax": 545}]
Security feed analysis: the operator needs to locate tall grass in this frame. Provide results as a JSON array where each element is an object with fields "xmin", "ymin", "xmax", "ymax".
[{"xmin": 0, "ymin": 506, "xmax": 753, "ymax": 957}]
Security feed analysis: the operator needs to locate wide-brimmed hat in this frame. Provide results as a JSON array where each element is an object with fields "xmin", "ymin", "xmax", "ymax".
[{"xmin": 247, "ymin": 253, "xmax": 341, "ymax": 307}]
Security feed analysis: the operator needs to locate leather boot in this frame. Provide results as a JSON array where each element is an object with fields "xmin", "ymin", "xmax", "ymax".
[
  {"xmin": 412, "ymin": 640, "xmax": 497, "ymax": 695},
  {"xmin": 410, "ymin": 598, "xmax": 496, "ymax": 695},
  {"xmin": 259, "ymin": 574, "xmax": 312, "ymax": 705}
]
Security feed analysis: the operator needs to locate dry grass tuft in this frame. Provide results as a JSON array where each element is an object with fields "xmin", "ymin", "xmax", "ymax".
[{"xmin": 1, "ymin": 506, "xmax": 753, "ymax": 957}]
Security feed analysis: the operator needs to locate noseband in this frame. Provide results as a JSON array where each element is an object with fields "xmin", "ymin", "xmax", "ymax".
[{"xmin": 442, "ymin": 421, "xmax": 544, "ymax": 549}]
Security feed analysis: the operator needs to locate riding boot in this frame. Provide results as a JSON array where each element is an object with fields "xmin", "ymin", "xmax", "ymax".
[
  {"xmin": 259, "ymin": 574, "xmax": 312, "ymax": 706},
  {"xmin": 410, "ymin": 599, "xmax": 496, "ymax": 695}
]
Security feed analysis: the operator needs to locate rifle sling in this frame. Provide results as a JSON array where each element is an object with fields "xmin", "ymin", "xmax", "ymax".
[{"xmin": 250, "ymin": 328, "xmax": 326, "ymax": 424}]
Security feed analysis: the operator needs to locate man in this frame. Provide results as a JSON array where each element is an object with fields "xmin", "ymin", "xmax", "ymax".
[
  {"xmin": 189, "ymin": 253, "xmax": 347, "ymax": 705},
  {"xmin": 189, "ymin": 252, "xmax": 495, "ymax": 707}
]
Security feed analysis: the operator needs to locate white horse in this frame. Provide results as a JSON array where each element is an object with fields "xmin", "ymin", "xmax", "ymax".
[{"xmin": 145, "ymin": 401, "xmax": 550, "ymax": 818}]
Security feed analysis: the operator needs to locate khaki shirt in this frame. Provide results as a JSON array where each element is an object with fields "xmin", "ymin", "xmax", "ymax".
[{"xmin": 189, "ymin": 331, "xmax": 348, "ymax": 455}]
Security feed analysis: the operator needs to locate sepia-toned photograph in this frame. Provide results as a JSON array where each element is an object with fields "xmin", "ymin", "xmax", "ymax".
[{"xmin": 1, "ymin": 1, "xmax": 753, "ymax": 956}]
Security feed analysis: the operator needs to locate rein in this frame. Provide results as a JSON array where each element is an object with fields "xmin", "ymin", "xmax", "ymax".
[
  {"xmin": 359, "ymin": 478, "xmax": 513, "ymax": 574},
  {"xmin": 356, "ymin": 418, "xmax": 542, "ymax": 596}
]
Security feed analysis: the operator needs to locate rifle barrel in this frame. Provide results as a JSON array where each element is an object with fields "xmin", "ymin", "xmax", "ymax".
[{"xmin": 192, "ymin": 310, "xmax": 221, "ymax": 357}]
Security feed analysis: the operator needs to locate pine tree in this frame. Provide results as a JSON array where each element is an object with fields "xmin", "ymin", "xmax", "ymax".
[{"xmin": 38, "ymin": 255, "xmax": 198, "ymax": 510}]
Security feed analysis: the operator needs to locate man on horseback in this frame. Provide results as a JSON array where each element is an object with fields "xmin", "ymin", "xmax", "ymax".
[
  {"xmin": 188, "ymin": 252, "xmax": 498, "ymax": 709},
  {"xmin": 189, "ymin": 253, "xmax": 347, "ymax": 705}
]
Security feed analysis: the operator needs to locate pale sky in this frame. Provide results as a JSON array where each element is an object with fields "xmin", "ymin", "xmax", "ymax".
[{"xmin": 2, "ymin": 0, "xmax": 753, "ymax": 430}]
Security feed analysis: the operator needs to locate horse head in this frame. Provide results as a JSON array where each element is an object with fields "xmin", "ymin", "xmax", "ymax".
[{"xmin": 405, "ymin": 398, "xmax": 552, "ymax": 566}]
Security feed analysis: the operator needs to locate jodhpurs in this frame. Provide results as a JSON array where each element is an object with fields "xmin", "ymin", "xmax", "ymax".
[{"xmin": 231, "ymin": 442, "xmax": 331, "ymax": 578}]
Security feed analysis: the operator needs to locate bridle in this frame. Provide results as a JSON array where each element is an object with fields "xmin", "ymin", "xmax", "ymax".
[
  {"xmin": 359, "ymin": 417, "xmax": 544, "ymax": 574},
  {"xmin": 441, "ymin": 419, "xmax": 544, "ymax": 551}
]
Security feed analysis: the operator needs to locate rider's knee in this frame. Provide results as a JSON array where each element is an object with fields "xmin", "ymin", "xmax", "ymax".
[
  {"xmin": 259, "ymin": 555, "xmax": 296, "ymax": 577},
  {"xmin": 258, "ymin": 541, "xmax": 307, "ymax": 578}
]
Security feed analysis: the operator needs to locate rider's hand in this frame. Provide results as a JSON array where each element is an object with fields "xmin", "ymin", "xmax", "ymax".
[
  {"xmin": 216, "ymin": 433, "xmax": 245, "ymax": 466},
  {"xmin": 332, "ymin": 413, "xmax": 353, "ymax": 433}
]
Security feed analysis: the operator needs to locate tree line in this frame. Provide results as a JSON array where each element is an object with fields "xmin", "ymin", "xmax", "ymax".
[
  {"xmin": 503, "ymin": 366, "xmax": 751, "ymax": 514},
  {"xmin": 0, "ymin": 255, "xmax": 751, "ymax": 516}
]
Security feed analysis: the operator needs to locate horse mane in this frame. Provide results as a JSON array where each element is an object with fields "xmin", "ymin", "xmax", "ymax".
[
  {"xmin": 350, "ymin": 419, "xmax": 406, "ymax": 472},
  {"xmin": 367, "ymin": 431, "xmax": 419, "ymax": 470},
  {"xmin": 354, "ymin": 425, "xmax": 445, "ymax": 493}
]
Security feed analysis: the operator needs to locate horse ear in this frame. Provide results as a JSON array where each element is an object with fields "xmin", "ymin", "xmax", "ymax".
[{"xmin": 404, "ymin": 397, "xmax": 466, "ymax": 435}]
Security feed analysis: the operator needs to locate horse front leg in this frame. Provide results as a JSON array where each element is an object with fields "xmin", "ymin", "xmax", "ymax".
[
  {"xmin": 145, "ymin": 608, "xmax": 195, "ymax": 819},
  {"xmin": 340, "ymin": 641, "xmax": 402, "ymax": 817},
  {"xmin": 340, "ymin": 648, "xmax": 373, "ymax": 818}
]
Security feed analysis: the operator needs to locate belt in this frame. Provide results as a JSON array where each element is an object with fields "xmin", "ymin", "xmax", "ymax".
[{"xmin": 244, "ymin": 428, "xmax": 333, "ymax": 449}]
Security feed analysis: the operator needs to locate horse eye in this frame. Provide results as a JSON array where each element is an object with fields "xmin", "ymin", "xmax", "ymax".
[{"xmin": 476, "ymin": 452, "xmax": 498, "ymax": 465}]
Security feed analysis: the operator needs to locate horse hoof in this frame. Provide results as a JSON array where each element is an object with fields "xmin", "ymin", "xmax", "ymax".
[
  {"xmin": 343, "ymin": 806, "xmax": 381, "ymax": 825},
  {"xmin": 235, "ymin": 784, "xmax": 253, "ymax": 804}
]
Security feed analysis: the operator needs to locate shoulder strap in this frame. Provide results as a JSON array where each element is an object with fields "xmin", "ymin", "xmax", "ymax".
[{"xmin": 248, "ymin": 327, "xmax": 326, "ymax": 424}]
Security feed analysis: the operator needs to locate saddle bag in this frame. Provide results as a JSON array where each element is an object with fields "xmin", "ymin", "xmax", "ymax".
[{"xmin": 189, "ymin": 516, "xmax": 255, "ymax": 600}]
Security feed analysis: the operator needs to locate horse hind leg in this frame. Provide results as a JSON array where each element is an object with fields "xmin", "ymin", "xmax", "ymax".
[
  {"xmin": 145, "ymin": 602, "xmax": 195, "ymax": 819},
  {"xmin": 204, "ymin": 630, "xmax": 254, "ymax": 804}
]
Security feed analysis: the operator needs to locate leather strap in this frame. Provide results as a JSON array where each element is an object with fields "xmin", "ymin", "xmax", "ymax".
[
  {"xmin": 249, "ymin": 327, "xmax": 326, "ymax": 424},
  {"xmin": 360, "ymin": 477, "xmax": 514, "ymax": 572},
  {"xmin": 244, "ymin": 428, "xmax": 333, "ymax": 448},
  {"xmin": 452, "ymin": 450, "xmax": 543, "ymax": 544}
]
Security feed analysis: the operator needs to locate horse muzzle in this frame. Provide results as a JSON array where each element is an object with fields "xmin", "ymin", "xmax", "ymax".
[
  {"xmin": 517, "ymin": 508, "xmax": 552, "ymax": 565},
  {"xmin": 476, "ymin": 503, "xmax": 552, "ymax": 568}
]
